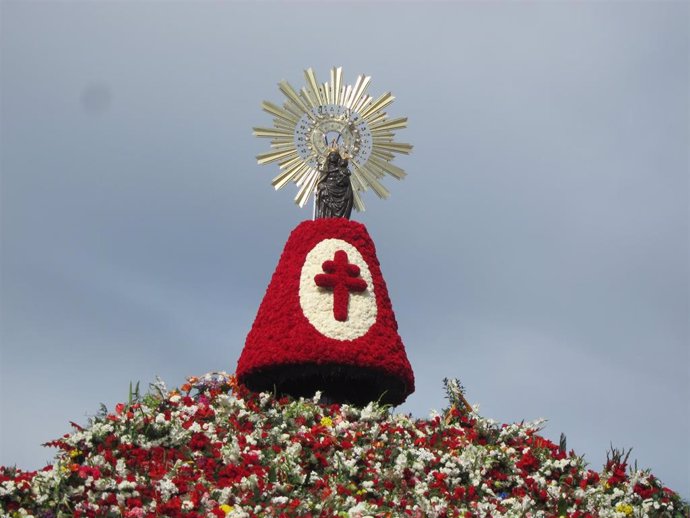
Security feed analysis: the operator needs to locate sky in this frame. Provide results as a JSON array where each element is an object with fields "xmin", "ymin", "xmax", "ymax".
[{"xmin": 1, "ymin": 0, "xmax": 688, "ymax": 499}]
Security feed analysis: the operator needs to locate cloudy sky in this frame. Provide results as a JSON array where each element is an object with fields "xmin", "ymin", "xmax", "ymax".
[{"xmin": 1, "ymin": 1, "xmax": 688, "ymax": 498}]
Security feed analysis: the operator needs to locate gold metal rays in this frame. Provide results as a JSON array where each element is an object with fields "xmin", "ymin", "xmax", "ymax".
[{"xmin": 253, "ymin": 67, "xmax": 412, "ymax": 212}]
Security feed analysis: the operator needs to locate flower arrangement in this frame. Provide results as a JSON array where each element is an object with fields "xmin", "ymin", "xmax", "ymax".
[
  {"xmin": 1, "ymin": 373, "xmax": 687, "ymax": 518},
  {"xmin": 238, "ymin": 218, "xmax": 414, "ymax": 406}
]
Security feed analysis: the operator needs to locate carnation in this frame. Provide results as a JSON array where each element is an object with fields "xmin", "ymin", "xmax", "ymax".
[{"xmin": 1, "ymin": 373, "xmax": 687, "ymax": 517}]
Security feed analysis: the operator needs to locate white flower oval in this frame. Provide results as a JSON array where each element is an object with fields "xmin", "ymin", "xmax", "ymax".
[{"xmin": 299, "ymin": 238, "xmax": 377, "ymax": 340}]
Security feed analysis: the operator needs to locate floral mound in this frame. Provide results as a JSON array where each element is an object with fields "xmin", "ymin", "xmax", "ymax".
[{"xmin": 1, "ymin": 374, "xmax": 687, "ymax": 518}]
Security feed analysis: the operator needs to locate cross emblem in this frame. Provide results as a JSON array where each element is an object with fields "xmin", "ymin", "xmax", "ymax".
[{"xmin": 314, "ymin": 250, "xmax": 368, "ymax": 321}]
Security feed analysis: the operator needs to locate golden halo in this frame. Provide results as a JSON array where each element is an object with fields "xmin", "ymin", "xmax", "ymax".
[{"xmin": 253, "ymin": 67, "xmax": 412, "ymax": 212}]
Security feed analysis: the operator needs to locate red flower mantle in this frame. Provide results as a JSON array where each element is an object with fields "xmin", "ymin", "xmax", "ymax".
[{"xmin": 236, "ymin": 218, "xmax": 414, "ymax": 405}]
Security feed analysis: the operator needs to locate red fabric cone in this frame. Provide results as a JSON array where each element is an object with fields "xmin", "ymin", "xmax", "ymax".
[{"xmin": 237, "ymin": 218, "xmax": 415, "ymax": 405}]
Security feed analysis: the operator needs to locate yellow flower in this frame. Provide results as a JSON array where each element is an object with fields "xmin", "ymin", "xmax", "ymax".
[
  {"xmin": 69, "ymin": 449, "xmax": 81, "ymax": 458},
  {"xmin": 320, "ymin": 416, "xmax": 333, "ymax": 428},
  {"xmin": 615, "ymin": 503, "xmax": 633, "ymax": 516},
  {"xmin": 219, "ymin": 504, "xmax": 234, "ymax": 515}
]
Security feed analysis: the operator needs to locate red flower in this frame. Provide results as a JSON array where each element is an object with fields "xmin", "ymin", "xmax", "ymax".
[
  {"xmin": 189, "ymin": 432, "xmax": 211, "ymax": 451},
  {"xmin": 516, "ymin": 450, "xmax": 540, "ymax": 473}
]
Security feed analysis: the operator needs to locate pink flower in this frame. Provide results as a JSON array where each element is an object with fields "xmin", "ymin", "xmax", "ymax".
[{"xmin": 124, "ymin": 507, "xmax": 144, "ymax": 518}]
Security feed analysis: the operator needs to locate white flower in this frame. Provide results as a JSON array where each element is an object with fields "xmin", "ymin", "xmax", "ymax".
[
  {"xmin": 228, "ymin": 507, "xmax": 249, "ymax": 518},
  {"xmin": 157, "ymin": 478, "xmax": 178, "ymax": 502},
  {"xmin": 115, "ymin": 458, "xmax": 127, "ymax": 476},
  {"xmin": 116, "ymin": 480, "xmax": 136, "ymax": 492},
  {"xmin": 0, "ymin": 480, "xmax": 16, "ymax": 496},
  {"xmin": 360, "ymin": 403, "xmax": 377, "ymax": 422},
  {"xmin": 347, "ymin": 501, "xmax": 375, "ymax": 517}
]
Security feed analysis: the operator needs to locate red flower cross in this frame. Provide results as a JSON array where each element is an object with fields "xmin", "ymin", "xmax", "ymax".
[{"xmin": 314, "ymin": 250, "xmax": 367, "ymax": 321}]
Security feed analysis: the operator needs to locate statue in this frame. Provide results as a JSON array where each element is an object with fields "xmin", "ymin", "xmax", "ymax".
[
  {"xmin": 315, "ymin": 142, "xmax": 354, "ymax": 219},
  {"xmin": 240, "ymin": 68, "xmax": 416, "ymax": 406}
]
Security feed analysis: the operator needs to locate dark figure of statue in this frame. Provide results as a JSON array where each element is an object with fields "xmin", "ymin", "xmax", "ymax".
[{"xmin": 315, "ymin": 143, "xmax": 354, "ymax": 219}]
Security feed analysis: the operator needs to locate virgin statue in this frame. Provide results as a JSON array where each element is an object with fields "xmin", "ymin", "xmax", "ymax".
[{"xmin": 315, "ymin": 142, "xmax": 354, "ymax": 219}]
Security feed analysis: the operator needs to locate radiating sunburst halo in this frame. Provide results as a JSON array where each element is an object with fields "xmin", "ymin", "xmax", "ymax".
[{"xmin": 253, "ymin": 67, "xmax": 412, "ymax": 212}]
